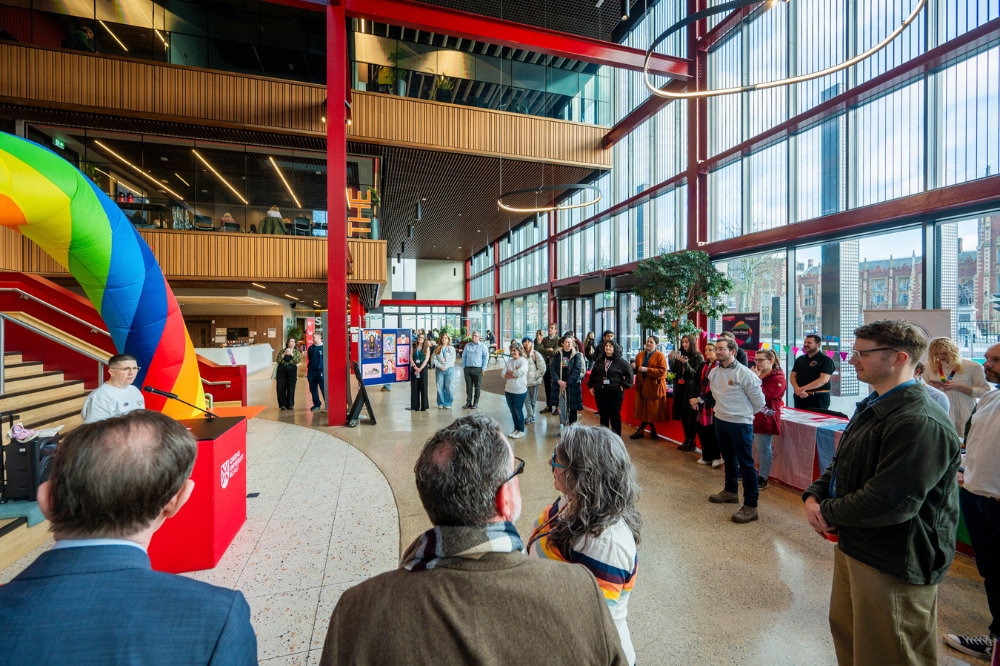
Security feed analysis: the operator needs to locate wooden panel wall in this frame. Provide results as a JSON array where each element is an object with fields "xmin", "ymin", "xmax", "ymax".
[
  {"xmin": 184, "ymin": 315, "xmax": 283, "ymax": 349},
  {"xmin": 1, "ymin": 44, "xmax": 610, "ymax": 167},
  {"xmin": 0, "ymin": 43, "xmax": 326, "ymax": 134},
  {"xmin": 347, "ymin": 238, "xmax": 387, "ymax": 285},
  {"xmin": 2, "ymin": 228, "xmax": 387, "ymax": 285},
  {"xmin": 350, "ymin": 92, "xmax": 611, "ymax": 168}
]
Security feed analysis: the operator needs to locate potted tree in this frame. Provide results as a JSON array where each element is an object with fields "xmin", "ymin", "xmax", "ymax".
[{"xmin": 631, "ymin": 250, "xmax": 733, "ymax": 348}]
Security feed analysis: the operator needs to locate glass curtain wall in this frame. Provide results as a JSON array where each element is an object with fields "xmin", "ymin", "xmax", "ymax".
[{"xmin": 938, "ymin": 215, "xmax": 1000, "ymax": 359}]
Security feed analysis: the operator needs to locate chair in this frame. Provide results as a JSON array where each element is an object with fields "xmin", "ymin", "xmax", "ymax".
[
  {"xmin": 221, "ymin": 222, "xmax": 242, "ymax": 233},
  {"xmin": 488, "ymin": 347, "xmax": 507, "ymax": 367},
  {"xmin": 291, "ymin": 216, "xmax": 312, "ymax": 236},
  {"xmin": 193, "ymin": 215, "xmax": 214, "ymax": 231}
]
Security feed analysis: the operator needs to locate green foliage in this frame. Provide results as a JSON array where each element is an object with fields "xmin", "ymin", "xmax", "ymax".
[
  {"xmin": 286, "ymin": 325, "xmax": 305, "ymax": 343},
  {"xmin": 632, "ymin": 250, "xmax": 733, "ymax": 345}
]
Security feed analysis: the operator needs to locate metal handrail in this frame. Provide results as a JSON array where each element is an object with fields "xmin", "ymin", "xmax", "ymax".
[
  {"xmin": 201, "ymin": 379, "xmax": 232, "ymax": 388},
  {"xmin": 0, "ymin": 288, "xmax": 111, "ymax": 337},
  {"xmin": 0, "ymin": 314, "xmax": 108, "ymax": 396}
]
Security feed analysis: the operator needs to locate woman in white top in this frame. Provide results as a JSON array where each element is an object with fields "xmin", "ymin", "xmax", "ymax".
[
  {"xmin": 926, "ymin": 337, "xmax": 991, "ymax": 437},
  {"xmin": 502, "ymin": 342, "xmax": 529, "ymax": 439},
  {"xmin": 430, "ymin": 332, "xmax": 456, "ymax": 409},
  {"xmin": 521, "ymin": 337, "xmax": 547, "ymax": 426},
  {"xmin": 527, "ymin": 425, "xmax": 641, "ymax": 666}
]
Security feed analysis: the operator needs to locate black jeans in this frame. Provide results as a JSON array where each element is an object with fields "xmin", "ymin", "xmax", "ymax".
[
  {"xmin": 715, "ymin": 418, "xmax": 759, "ymax": 507},
  {"xmin": 307, "ymin": 368, "xmax": 324, "ymax": 408},
  {"xmin": 410, "ymin": 368, "xmax": 429, "ymax": 410},
  {"xmin": 276, "ymin": 364, "xmax": 297, "ymax": 407},
  {"xmin": 680, "ymin": 410, "xmax": 699, "ymax": 441},
  {"xmin": 464, "ymin": 366, "xmax": 482, "ymax": 406},
  {"xmin": 543, "ymin": 367, "xmax": 553, "ymax": 406},
  {"xmin": 595, "ymin": 388, "xmax": 624, "ymax": 435},
  {"xmin": 793, "ymin": 392, "xmax": 831, "ymax": 411},
  {"xmin": 961, "ymin": 487, "xmax": 1000, "ymax": 635},
  {"xmin": 697, "ymin": 422, "xmax": 720, "ymax": 462}
]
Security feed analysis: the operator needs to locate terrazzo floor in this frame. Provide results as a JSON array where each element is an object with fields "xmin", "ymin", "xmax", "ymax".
[{"xmin": 1, "ymin": 365, "xmax": 992, "ymax": 665}]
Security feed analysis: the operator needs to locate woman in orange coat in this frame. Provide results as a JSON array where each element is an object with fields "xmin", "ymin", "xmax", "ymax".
[{"xmin": 630, "ymin": 335, "xmax": 670, "ymax": 440}]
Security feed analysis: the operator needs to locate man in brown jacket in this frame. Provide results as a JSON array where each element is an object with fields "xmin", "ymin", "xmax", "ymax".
[{"xmin": 320, "ymin": 414, "xmax": 627, "ymax": 666}]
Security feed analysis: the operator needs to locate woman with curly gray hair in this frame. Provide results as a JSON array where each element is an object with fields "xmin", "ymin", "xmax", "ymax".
[{"xmin": 527, "ymin": 425, "xmax": 641, "ymax": 665}]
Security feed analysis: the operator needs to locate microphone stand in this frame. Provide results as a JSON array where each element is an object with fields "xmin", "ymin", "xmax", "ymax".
[{"xmin": 145, "ymin": 388, "xmax": 219, "ymax": 420}]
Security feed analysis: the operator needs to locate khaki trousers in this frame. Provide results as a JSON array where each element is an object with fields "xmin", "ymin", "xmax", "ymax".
[{"xmin": 829, "ymin": 546, "xmax": 939, "ymax": 666}]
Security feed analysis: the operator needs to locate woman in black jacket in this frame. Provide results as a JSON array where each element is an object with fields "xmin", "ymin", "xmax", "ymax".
[
  {"xmin": 586, "ymin": 340, "xmax": 634, "ymax": 436},
  {"xmin": 670, "ymin": 333, "xmax": 703, "ymax": 452},
  {"xmin": 550, "ymin": 334, "xmax": 585, "ymax": 424}
]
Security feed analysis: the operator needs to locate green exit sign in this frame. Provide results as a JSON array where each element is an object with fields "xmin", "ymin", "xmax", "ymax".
[{"xmin": 52, "ymin": 138, "xmax": 66, "ymax": 149}]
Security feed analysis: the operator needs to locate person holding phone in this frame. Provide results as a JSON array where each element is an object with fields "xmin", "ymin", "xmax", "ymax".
[
  {"xmin": 276, "ymin": 337, "xmax": 301, "ymax": 410},
  {"xmin": 669, "ymin": 334, "xmax": 703, "ymax": 452}
]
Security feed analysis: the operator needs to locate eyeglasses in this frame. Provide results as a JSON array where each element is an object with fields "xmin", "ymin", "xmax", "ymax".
[
  {"xmin": 497, "ymin": 457, "xmax": 525, "ymax": 494},
  {"xmin": 111, "ymin": 366, "xmax": 141, "ymax": 373},
  {"xmin": 549, "ymin": 451, "xmax": 565, "ymax": 471},
  {"xmin": 850, "ymin": 347, "xmax": 899, "ymax": 359}
]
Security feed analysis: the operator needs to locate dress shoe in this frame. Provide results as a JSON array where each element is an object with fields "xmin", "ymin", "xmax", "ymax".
[{"xmin": 629, "ymin": 430, "xmax": 644, "ymax": 440}]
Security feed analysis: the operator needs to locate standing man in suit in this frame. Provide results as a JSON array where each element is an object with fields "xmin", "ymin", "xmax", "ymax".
[{"xmin": 0, "ymin": 410, "xmax": 257, "ymax": 666}]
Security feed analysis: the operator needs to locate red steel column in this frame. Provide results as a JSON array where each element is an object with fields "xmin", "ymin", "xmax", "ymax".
[{"xmin": 327, "ymin": 2, "xmax": 348, "ymax": 426}]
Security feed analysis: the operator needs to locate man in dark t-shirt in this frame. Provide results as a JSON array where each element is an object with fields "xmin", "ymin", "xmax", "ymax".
[{"xmin": 790, "ymin": 334, "xmax": 836, "ymax": 410}]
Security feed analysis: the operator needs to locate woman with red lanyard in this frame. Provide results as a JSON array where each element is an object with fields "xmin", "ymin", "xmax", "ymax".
[
  {"xmin": 690, "ymin": 342, "xmax": 723, "ymax": 467},
  {"xmin": 751, "ymin": 348, "xmax": 786, "ymax": 489}
]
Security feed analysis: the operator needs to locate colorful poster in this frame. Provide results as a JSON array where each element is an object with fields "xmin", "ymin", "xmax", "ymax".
[
  {"xmin": 359, "ymin": 329, "xmax": 412, "ymax": 385},
  {"xmin": 721, "ymin": 313, "xmax": 760, "ymax": 352},
  {"xmin": 362, "ymin": 331, "xmax": 382, "ymax": 359}
]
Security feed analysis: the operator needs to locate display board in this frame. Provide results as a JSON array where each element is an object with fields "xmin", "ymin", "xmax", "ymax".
[
  {"xmin": 359, "ymin": 328, "xmax": 412, "ymax": 385},
  {"xmin": 721, "ymin": 312, "xmax": 760, "ymax": 351}
]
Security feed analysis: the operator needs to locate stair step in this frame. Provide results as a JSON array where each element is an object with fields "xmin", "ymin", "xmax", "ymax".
[
  {"xmin": 0, "ymin": 518, "xmax": 51, "ymax": 570},
  {"xmin": 2, "ymin": 371, "xmax": 64, "ymax": 393},
  {"xmin": 3, "ymin": 352, "xmax": 23, "ymax": 365},
  {"xmin": 0, "ymin": 380, "xmax": 87, "ymax": 412},
  {"xmin": 27, "ymin": 408, "xmax": 84, "ymax": 433},
  {"xmin": 2, "ymin": 361, "xmax": 45, "ymax": 380},
  {"xmin": 7, "ymin": 394, "xmax": 88, "ymax": 429},
  {"xmin": 0, "ymin": 518, "xmax": 27, "ymax": 540}
]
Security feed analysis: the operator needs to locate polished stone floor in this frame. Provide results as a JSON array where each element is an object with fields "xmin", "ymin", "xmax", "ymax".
[
  {"xmin": 1, "ymin": 367, "xmax": 990, "ymax": 665},
  {"xmin": 252, "ymin": 368, "xmax": 991, "ymax": 666}
]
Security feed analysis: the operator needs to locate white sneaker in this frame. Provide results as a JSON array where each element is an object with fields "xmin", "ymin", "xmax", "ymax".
[
  {"xmin": 697, "ymin": 458, "xmax": 712, "ymax": 465},
  {"xmin": 509, "ymin": 430, "xmax": 525, "ymax": 439},
  {"xmin": 712, "ymin": 459, "xmax": 725, "ymax": 468}
]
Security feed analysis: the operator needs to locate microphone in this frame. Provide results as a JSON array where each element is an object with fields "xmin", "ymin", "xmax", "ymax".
[
  {"xmin": 144, "ymin": 386, "xmax": 178, "ymax": 400},
  {"xmin": 143, "ymin": 385, "xmax": 218, "ymax": 419}
]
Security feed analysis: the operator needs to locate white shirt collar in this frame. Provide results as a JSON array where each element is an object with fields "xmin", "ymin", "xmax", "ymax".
[{"xmin": 51, "ymin": 538, "xmax": 146, "ymax": 552}]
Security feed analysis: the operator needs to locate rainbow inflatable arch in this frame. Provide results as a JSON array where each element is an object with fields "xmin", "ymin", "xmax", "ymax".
[{"xmin": 0, "ymin": 132, "xmax": 205, "ymax": 418}]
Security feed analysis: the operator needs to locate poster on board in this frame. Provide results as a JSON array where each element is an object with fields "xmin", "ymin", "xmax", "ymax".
[
  {"xmin": 721, "ymin": 313, "xmax": 760, "ymax": 352},
  {"xmin": 359, "ymin": 328, "xmax": 413, "ymax": 385}
]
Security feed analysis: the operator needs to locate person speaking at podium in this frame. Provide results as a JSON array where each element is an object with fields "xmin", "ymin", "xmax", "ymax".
[{"xmin": 81, "ymin": 354, "xmax": 145, "ymax": 423}]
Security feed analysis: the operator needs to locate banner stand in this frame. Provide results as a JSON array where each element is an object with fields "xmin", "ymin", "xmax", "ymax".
[{"xmin": 347, "ymin": 362, "xmax": 376, "ymax": 427}]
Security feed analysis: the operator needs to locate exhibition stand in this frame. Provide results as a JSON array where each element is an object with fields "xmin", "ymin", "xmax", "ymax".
[{"xmin": 148, "ymin": 416, "xmax": 247, "ymax": 573}]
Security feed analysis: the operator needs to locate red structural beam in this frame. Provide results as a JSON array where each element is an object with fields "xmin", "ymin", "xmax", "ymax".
[
  {"xmin": 344, "ymin": 0, "xmax": 692, "ymax": 80},
  {"xmin": 698, "ymin": 4, "xmax": 759, "ymax": 51},
  {"xmin": 603, "ymin": 79, "xmax": 688, "ymax": 148},
  {"xmin": 702, "ymin": 16, "xmax": 1000, "ymax": 173}
]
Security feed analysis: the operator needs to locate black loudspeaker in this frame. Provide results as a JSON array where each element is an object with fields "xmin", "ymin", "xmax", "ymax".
[{"xmin": 3, "ymin": 436, "xmax": 58, "ymax": 502}]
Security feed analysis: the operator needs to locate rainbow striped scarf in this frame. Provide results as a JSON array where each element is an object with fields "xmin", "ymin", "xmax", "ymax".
[{"xmin": 401, "ymin": 522, "xmax": 523, "ymax": 572}]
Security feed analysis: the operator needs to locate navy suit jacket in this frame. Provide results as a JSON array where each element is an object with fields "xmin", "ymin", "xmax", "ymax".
[{"xmin": 0, "ymin": 545, "xmax": 257, "ymax": 666}]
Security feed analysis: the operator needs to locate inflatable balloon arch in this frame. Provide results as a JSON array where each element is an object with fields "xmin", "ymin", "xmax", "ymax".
[{"xmin": 0, "ymin": 132, "xmax": 205, "ymax": 418}]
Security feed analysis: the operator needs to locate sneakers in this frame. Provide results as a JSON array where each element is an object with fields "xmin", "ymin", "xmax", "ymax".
[
  {"xmin": 508, "ymin": 430, "xmax": 525, "ymax": 439},
  {"xmin": 944, "ymin": 633, "xmax": 996, "ymax": 659},
  {"xmin": 758, "ymin": 477, "xmax": 769, "ymax": 490},
  {"xmin": 525, "ymin": 417, "xmax": 535, "ymax": 425},
  {"xmin": 709, "ymin": 490, "xmax": 740, "ymax": 504},
  {"xmin": 463, "ymin": 403, "xmax": 472, "ymax": 409},
  {"xmin": 712, "ymin": 458, "xmax": 725, "ymax": 469},
  {"xmin": 697, "ymin": 458, "xmax": 712, "ymax": 465},
  {"xmin": 310, "ymin": 405, "xmax": 321, "ymax": 411},
  {"xmin": 471, "ymin": 404, "xmax": 479, "ymax": 409},
  {"xmin": 8, "ymin": 423, "xmax": 37, "ymax": 442},
  {"xmin": 732, "ymin": 505, "xmax": 759, "ymax": 523}
]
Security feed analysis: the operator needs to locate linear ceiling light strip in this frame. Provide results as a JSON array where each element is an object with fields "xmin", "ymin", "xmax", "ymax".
[
  {"xmin": 269, "ymin": 156, "xmax": 301, "ymax": 208},
  {"xmin": 193, "ymin": 149, "xmax": 247, "ymax": 204},
  {"xmin": 643, "ymin": 0, "xmax": 926, "ymax": 99},
  {"xmin": 93, "ymin": 140, "xmax": 185, "ymax": 200}
]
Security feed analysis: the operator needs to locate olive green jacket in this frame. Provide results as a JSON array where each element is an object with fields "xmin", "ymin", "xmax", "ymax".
[{"xmin": 804, "ymin": 383, "xmax": 960, "ymax": 585}]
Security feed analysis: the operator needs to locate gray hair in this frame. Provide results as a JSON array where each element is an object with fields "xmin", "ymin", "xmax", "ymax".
[
  {"xmin": 509, "ymin": 341, "xmax": 524, "ymax": 355},
  {"xmin": 414, "ymin": 414, "xmax": 511, "ymax": 526},
  {"xmin": 549, "ymin": 425, "xmax": 642, "ymax": 557},
  {"xmin": 47, "ymin": 410, "xmax": 197, "ymax": 538}
]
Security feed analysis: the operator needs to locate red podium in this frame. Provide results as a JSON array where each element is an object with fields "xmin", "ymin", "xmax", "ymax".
[{"xmin": 148, "ymin": 416, "xmax": 247, "ymax": 573}]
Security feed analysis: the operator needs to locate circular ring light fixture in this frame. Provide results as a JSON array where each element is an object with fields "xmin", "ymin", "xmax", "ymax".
[
  {"xmin": 497, "ymin": 184, "xmax": 602, "ymax": 214},
  {"xmin": 643, "ymin": 0, "xmax": 926, "ymax": 100}
]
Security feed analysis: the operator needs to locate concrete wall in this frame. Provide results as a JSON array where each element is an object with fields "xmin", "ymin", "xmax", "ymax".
[{"xmin": 415, "ymin": 260, "xmax": 464, "ymax": 301}]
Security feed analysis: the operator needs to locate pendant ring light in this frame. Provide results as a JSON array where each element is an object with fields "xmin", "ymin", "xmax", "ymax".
[
  {"xmin": 643, "ymin": 0, "xmax": 926, "ymax": 100},
  {"xmin": 497, "ymin": 183, "xmax": 602, "ymax": 214}
]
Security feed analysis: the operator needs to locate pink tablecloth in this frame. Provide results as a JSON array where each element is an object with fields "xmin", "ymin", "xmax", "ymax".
[{"xmin": 768, "ymin": 408, "xmax": 849, "ymax": 491}]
